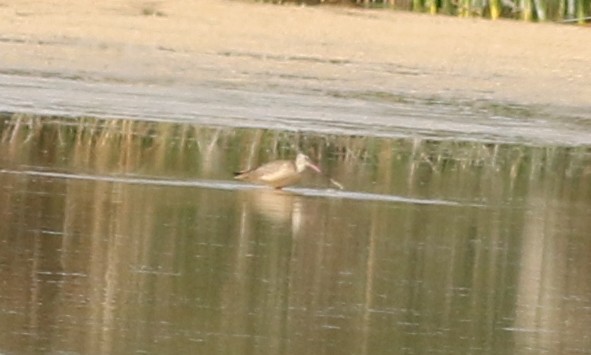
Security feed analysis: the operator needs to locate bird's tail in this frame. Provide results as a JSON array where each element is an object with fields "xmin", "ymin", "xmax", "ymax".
[{"xmin": 233, "ymin": 169, "xmax": 252, "ymax": 180}]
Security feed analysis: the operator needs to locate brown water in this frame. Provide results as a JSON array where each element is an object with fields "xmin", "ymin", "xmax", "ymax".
[{"xmin": 1, "ymin": 115, "xmax": 590, "ymax": 354}]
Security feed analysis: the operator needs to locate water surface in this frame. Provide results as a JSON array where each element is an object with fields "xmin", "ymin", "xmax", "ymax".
[{"xmin": 1, "ymin": 116, "xmax": 590, "ymax": 354}]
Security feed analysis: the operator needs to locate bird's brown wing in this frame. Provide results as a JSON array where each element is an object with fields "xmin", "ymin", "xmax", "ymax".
[{"xmin": 234, "ymin": 160, "xmax": 294, "ymax": 183}]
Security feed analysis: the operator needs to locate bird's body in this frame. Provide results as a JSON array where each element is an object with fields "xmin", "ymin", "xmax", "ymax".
[{"xmin": 234, "ymin": 153, "xmax": 321, "ymax": 189}]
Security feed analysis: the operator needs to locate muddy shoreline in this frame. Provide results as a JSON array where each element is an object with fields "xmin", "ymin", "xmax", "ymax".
[{"xmin": 1, "ymin": 0, "xmax": 590, "ymax": 110}]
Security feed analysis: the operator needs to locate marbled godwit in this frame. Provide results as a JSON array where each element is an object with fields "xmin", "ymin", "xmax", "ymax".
[{"xmin": 234, "ymin": 153, "xmax": 322, "ymax": 189}]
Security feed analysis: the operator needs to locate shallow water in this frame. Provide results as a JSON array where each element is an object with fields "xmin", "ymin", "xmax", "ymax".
[{"xmin": 1, "ymin": 116, "xmax": 590, "ymax": 354}]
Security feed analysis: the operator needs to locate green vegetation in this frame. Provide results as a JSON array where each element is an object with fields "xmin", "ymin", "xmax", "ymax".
[{"xmin": 267, "ymin": 0, "xmax": 591, "ymax": 23}]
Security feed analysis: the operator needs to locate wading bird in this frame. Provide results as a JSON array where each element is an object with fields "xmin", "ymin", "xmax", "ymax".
[{"xmin": 234, "ymin": 153, "xmax": 322, "ymax": 189}]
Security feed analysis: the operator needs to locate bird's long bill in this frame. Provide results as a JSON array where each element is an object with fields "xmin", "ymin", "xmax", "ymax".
[{"xmin": 307, "ymin": 162, "xmax": 322, "ymax": 173}]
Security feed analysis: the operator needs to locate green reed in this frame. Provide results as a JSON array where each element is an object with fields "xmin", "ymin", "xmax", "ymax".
[{"xmin": 264, "ymin": 0, "xmax": 590, "ymax": 22}]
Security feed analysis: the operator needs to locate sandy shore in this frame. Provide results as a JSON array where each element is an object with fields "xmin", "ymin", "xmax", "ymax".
[{"xmin": 1, "ymin": 0, "xmax": 589, "ymax": 109}]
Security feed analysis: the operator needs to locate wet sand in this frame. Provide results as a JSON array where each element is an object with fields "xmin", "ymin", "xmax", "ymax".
[{"xmin": 1, "ymin": 0, "xmax": 589, "ymax": 108}]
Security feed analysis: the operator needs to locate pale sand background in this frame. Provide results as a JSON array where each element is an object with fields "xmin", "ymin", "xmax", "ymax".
[{"xmin": 0, "ymin": 0, "xmax": 589, "ymax": 108}]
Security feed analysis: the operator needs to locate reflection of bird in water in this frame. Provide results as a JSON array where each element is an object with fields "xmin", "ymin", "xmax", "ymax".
[
  {"xmin": 234, "ymin": 153, "xmax": 322, "ymax": 189},
  {"xmin": 242, "ymin": 189, "xmax": 302, "ymax": 225}
]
